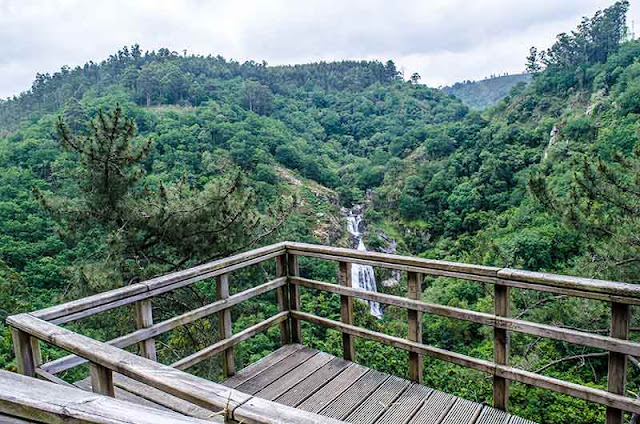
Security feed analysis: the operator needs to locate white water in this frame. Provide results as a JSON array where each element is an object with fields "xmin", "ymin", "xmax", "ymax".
[{"xmin": 346, "ymin": 213, "xmax": 383, "ymax": 319}]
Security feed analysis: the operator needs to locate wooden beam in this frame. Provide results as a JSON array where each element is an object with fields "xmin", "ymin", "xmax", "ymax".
[
  {"xmin": 7, "ymin": 314, "xmax": 343, "ymax": 424},
  {"xmin": 0, "ymin": 370, "xmax": 221, "ymax": 424},
  {"xmin": 134, "ymin": 299, "xmax": 156, "ymax": 361},
  {"xmin": 286, "ymin": 242, "xmax": 640, "ymax": 304},
  {"xmin": 291, "ymin": 310, "xmax": 640, "ymax": 415},
  {"xmin": 216, "ymin": 273, "xmax": 235, "ymax": 378},
  {"xmin": 10, "ymin": 328, "xmax": 36, "ymax": 377},
  {"xmin": 171, "ymin": 311, "xmax": 289, "ymax": 371},
  {"xmin": 89, "ymin": 362, "xmax": 115, "ymax": 397},
  {"xmin": 606, "ymin": 302, "xmax": 629, "ymax": 424},
  {"xmin": 407, "ymin": 271, "xmax": 423, "ymax": 383},
  {"xmin": 288, "ymin": 254, "xmax": 302, "ymax": 343},
  {"xmin": 290, "ymin": 276, "xmax": 640, "ymax": 357},
  {"xmin": 33, "ymin": 243, "xmax": 287, "ymax": 323},
  {"xmin": 493, "ymin": 283, "xmax": 509, "ymax": 411},
  {"xmin": 338, "ymin": 262, "xmax": 355, "ymax": 361},
  {"xmin": 276, "ymin": 255, "xmax": 291, "ymax": 345},
  {"xmin": 40, "ymin": 277, "xmax": 286, "ymax": 375}
]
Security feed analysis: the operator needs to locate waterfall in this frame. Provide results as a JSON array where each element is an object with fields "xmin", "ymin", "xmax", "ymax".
[{"xmin": 346, "ymin": 212, "xmax": 383, "ymax": 319}]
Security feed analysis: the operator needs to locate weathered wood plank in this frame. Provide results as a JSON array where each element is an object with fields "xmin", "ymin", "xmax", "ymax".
[
  {"xmin": 216, "ymin": 273, "xmax": 235, "ymax": 378},
  {"xmin": 288, "ymin": 254, "xmax": 302, "ymax": 343},
  {"xmin": 287, "ymin": 242, "xmax": 640, "ymax": 302},
  {"xmin": 236, "ymin": 347, "xmax": 317, "ymax": 395},
  {"xmin": 320, "ymin": 369, "xmax": 388, "ymax": 420},
  {"xmin": 297, "ymin": 363, "xmax": 369, "ymax": 414},
  {"xmin": 440, "ymin": 398, "xmax": 482, "ymax": 424},
  {"xmin": 275, "ymin": 357, "xmax": 351, "ymax": 407},
  {"xmin": 11, "ymin": 328, "xmax": 36, "ymax": 377},
  {"xmin": 376, "ymin": 383, "xmax": 433, "ymax": 424},
  {"xmin": 74, "ymin": 377, "xmax": 171, "ymax": 412},
  {"xmin": 344, "ymin": 375, "xmax": 409, "ymax": 423},
  {"xmin": 134, "ymin": 299, "xmax": 157, "ymax": 361},
  {"xmin": 171, "ymin": 311, "xmax": 289, "ymax": 371},
  {"xmin": 276, "ymin": 255, "xmax": 290, "ymax": 345},
  {"xmin": 407, "ymin": 271, "xmax": 423, "ymax": 383},
  {"xmin": 291, "ymin": 277, "xmax": 640, "ymax": 357},
  {"xmin": 291, "ymin": 310, "xmax": 640, "ymax": 415},
  {"xmin": 9, "ymin": 314, "xmax": 341, "ymax": 423},
  {"xmin": 89, "ymin": 363, "xmax": 115, "ymax": 397},
  {"xmin": 286, "ymin": 242, "xmax": 499, "ymax": 277},
  {"xmin": 223, "ymin": 344, "xmax": 304, "ymax": 389},
  {"xmin": 408, "ymin": 391, "xmax": 455, "ymax": 424},
  {"xmin": 338, "ymin": 261, "xmax": 355, "ymax": 361},
  {"xmin": 0, "ymin": 370, "xmax": 222, "ymax": 424},
  {"xmin": 41, "ymin": 277, "xmax": 287, "ymax": 375},
  {"xmin": 475, "ymin": 406, "xmax": 510, "ymax": 424},
  {"xmin": 255, "ymin": 352, "xmax": 333, "ymax": 401},
  {"xmin": 606, "ymin": 302, "xmax": 629, "ymax": 424},
  {"xmin": 494, "ymin": 283, "xmax": 510, "ymax": 411},
  {"xmin": 33, "ymin": 243, "xmax": 287, "ymax": 323}
]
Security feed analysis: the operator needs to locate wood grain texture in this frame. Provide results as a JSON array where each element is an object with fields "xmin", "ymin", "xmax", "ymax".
[
  {"xmin": 338, "ymin": 261, "xmax": 355, "ymax": 361},
  {"xmin": 407, "ymin": 271, "xmax": 423, "ymax": 383},
  {"xmin": 33, "ymin": 243, "xmax": 287, "ymax": 323},
  {"xmin": 0, "ymin": 370, "xmax": 222, "ymax": 424},
  {"xmin": 41, "ymin": 277, "xmax": 287, "ymax": 375},
  {"xmin": 10, "ymin": 328, "xmax": 36, "ymax": 377},
  {"xmin": 276, "ymin": 254, "xmax": 291, "ymax": 345},
  {"xmin": 89, "ymin": 363, "xmax": 115, "ymax": 397},
  {"xmin": 134, "ymin": 299, "xmax": 156, "ymax": 361},
  {"xmin": 493, "ymin": 283, "xmax": 509, "ymax": 411},
  {"xmin": 290, "ymin": 276, "xmax": 640, "ymax": 357},
  {"xmin": 606, "ymin": 302, "xmax": 629, "ymax": 424},
  {"xmin": 216, "ymin": 273, "xmax": 235, "ymax": 378},
  {"xmin": 291, "ymin": 310, "xmax": 640, "ymax": 415},
  {"xmin": 287, "ymin": 254, "xmax": 302, "ymax": 343},
  {"xmin": 7, "ymin": 314, "xmax": 342, "ymax": 424}
]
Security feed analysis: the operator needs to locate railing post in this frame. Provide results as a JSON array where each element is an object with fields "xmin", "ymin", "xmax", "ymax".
[
  {"xmin": 493, "ymin": 282, "xmax": 510, "ymax": 411},
  {"xmin": 134, "ymin": 299, "xmax": 157, "ymax": 361},
  {"xmin": 338, "ymin": 261, "xmax": 355, "ymax": 361},
  {"xmin": 89, "ymin": 362, "xmax": 115, "ymax": 397},
  {"xmin": 11, "ymin": 327, "xmax": 37, "ymax": 377},
  {"xmin": 606, "ymin": 302, "xmax": 629, "ymax": 424},
  {"xmin": 217, "ymin": 272, "xmax": 235, "ymax": 378},
  {"xmin": 287, "ymin": 254, "xmax": 302, "ymax": 343},
  {"xmin": 407, "ymin": 271, "xmax": 423, "ymax": 383},
  {"xmin": 276, "ymin": 254, "xmax": 291, "ymax": 345}
]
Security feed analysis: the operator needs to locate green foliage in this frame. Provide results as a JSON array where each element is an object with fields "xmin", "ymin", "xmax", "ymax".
[{"xmin": 0, "ymin": 4, "xmax": 638, "ymax": 423}]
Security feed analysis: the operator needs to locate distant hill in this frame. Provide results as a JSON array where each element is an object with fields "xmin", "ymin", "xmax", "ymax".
[{"xmin": 442, "ymin": 73, "xmax": 532, "ymax": 109}]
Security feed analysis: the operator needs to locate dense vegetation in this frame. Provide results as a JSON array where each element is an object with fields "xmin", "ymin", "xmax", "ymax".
[
  {"xmin": 442, "ymin": 73, "xmax": 532, "ymax": 109},
  {"xmin": 1, "ymin": 2, "xmax": 638, "ymax": 422}
]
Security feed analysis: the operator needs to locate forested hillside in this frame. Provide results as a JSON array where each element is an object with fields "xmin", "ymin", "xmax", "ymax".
[
  {"xmin": 442, "ymin": 73, "xmax": 532, "ymax": 109},
  {"xmin": 0, "ymin": 1, "xmax": 638, "ymax": 423}
]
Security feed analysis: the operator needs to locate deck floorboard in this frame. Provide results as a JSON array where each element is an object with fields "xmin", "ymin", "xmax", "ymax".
[
  {"xmin": 222, "ymin": 345, "xmax": 539, "ymax": 424},
  {"xmin": 71, "ymin": 344, "xmax": 537, "ymax": 424}
]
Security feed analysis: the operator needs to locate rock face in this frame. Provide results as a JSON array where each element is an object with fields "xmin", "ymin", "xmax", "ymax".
[{"xmin": 544, "ymin": 125, "xmax": 560, "ymax": 160}]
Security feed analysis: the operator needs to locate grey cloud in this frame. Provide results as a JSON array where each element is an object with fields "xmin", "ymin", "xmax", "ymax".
[{"xmin": 0, "ymin": 0, "xmax": 637, "ymax": 98}]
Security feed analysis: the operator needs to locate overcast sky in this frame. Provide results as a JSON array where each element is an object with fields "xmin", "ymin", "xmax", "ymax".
[{"xmin": 1, "ymin": 0, "xmax": 639, "ymax": 99}]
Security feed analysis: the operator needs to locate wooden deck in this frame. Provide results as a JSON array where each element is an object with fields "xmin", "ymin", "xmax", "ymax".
[
  {"xmin": 222, "ymin": 344, "xmax": 537, "ymax": 424},
  {"xmin": 73, "ymin": 343, "xmax": 537, "ymax": 423}
]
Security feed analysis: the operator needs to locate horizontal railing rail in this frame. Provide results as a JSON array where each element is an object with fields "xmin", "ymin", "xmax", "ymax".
[
  {"xmin": 0, "ymin": 370, "xmax": 223, "ymax": 424},
  {"xmin": 7, "ymin": 314, "xmax": 340, "ymax": 424},
  {"xmin": 7, "ymin": 241, "xmax": 640, "ymax": 424}
]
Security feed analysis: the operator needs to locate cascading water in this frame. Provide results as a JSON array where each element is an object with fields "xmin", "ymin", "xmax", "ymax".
[{"xmin": 346, "ymin": 212, "xmax": 383, "ymax": 319}]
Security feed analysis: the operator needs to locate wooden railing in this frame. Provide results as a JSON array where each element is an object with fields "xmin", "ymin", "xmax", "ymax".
[{"xmin": 7, "ymin": 241, "xmax": 640, "ymax": 424}]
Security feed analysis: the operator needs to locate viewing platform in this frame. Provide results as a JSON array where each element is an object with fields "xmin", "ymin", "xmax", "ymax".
[{"xmin": 3, "ymin": 242, "xmax": 640, "ymax": 423}]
